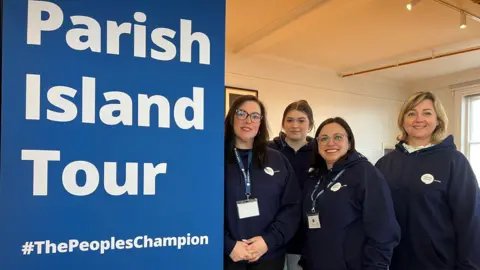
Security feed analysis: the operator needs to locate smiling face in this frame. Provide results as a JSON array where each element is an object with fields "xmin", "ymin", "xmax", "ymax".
[
  {"xmin": 403, "ymin": 99, "xmax": 438, "ymax": 145},
  {"xmin": 317, "ymin": 123, "xmax": 350, "ymax": 168},
  {"xmin": 233, "ymin": 101, "xmax": 262, "ymax": 146},
  {"xmin": 283, "ymin": 110, "xmax": 310, "ymax": 142}
]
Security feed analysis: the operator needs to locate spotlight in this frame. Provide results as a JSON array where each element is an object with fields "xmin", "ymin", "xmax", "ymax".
[
  {"xmin": 406, "ymin": 0, "xmax": 421, "ymax": 11},
  {"xmin": 460, "ymin": 12, "xmax": 467, "ymax": 28}
]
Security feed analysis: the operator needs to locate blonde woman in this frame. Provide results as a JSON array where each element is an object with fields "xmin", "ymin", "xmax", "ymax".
[{"xmin": 375, "ymin": 91, "xmax": 480, "ymax": 270}]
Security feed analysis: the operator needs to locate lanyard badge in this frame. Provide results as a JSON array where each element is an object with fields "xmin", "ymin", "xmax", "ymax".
[
  {"xmin": 234, "ymin": 148, "xmax": 260, "ymax": 219},
  {"xmin": 308, "ymin": 169, "xmax": 346, "ymax": 229}
]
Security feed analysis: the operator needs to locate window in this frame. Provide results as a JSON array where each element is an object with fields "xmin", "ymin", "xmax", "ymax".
[{"xmin": 466, "ymin": 94, "xmax": 480, "ymax": 182}]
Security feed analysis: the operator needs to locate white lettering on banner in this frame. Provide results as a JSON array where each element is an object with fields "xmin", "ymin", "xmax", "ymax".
[
  {"xmin": 25, "ymin": 74, "xmax": 204, "ymax": 130},
  {"xmin": 21, "ymin": 150, "xmax": 60, "ymax": 196},
  {"xmin": 21, "ymin": 150, "xmax": 167, "ymax": 196},
  {"xmin": 22, "ymin": 234, "xmax": 209, "ymax": 256},
  {"xmin": 26, "ymin": 0, "xmax": 211, "ymax": 64},
  {"xmin": 18, "ymin": 0, "xmax": 216, "ymax": 199}
]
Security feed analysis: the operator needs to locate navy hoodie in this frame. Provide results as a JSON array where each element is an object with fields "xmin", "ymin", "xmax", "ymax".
[
  {"xmin": 375, "ymin": 135, "xmax": 480, "ymax": 270},
  {"xmin": 268, "ymin": 133, "xmax": 315, "ymax": 190},
  {"xmin": 224, "ymin": 147, "xmax": 302, "ymax": 261},
  {"xmin": 268, "ymin": 133, "xmax": 315, "ymax": 254},
  {"xmin": 302, "ymin": 151, "xmax": 400, "ymax": 270}
]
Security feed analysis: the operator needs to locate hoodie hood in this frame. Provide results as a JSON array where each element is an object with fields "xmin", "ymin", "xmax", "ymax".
[
  {"xmin": 330, "ymin": 151, "xmax": 369, "ymax": 173},
  {"xmin": 395, "ymin": 135, "xmax": 456, "ymax": 156},
  {"xmin": 309, "ymin": 150, "xmax": 369, "ymax": 176},
  {"xmin": 271, "ymin": 132, "xmax": 315, "ymax": 152}
]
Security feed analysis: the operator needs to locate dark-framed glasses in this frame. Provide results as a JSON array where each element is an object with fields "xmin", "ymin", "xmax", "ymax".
[{"xmin": 235, "ymin": 109, "xmax": 263, "ymax": 123}]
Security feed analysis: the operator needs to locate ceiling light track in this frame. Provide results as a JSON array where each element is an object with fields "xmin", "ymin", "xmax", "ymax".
[
  {"xmin": 339, "ymin": 1, "xmax": 480, "ymax": 78},
  {"xmin": 339, "ymin": 46, "xmax": 480, "ymax": 78},
  {"xmin": 408, "ymin": 0, "xmax": 480, "ymax": 23},
  {"xmin": 433, "ymin": 0, "xmax": 480, "ymax": 23}
]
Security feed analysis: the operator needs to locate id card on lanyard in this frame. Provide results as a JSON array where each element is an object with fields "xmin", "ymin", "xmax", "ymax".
[
  {"xmin": 234, "ymin": 148, "xmax": 260, "ymax": 219},
  {"xmin": 308, "ymin": 169, "xmax": 345, "ymax": 229}
]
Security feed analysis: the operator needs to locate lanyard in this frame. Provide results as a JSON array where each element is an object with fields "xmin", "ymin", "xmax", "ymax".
[
  {"xmin": 234, "ymin": 148, "xmax": 253, "ymax": 200},
  {"xmin": 310, "ymin": 169, "xmax": 346, "ymax": 213}
]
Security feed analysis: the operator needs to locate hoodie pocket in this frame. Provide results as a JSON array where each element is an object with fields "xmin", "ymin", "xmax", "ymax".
[
  {"xmin": 306, "ymin": 232, "xmax": 349, "ymax": 270},
  {"xmin": 342, "ymin": 223, "xmax": 364, "ymax": 270}
]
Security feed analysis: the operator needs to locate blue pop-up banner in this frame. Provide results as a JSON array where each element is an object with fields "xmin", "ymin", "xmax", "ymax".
[{"xmin": 0, "ymin": 0, "xmax": 225, "ymax": 269}]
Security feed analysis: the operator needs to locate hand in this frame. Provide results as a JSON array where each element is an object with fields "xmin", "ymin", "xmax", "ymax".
[
  {"xmin": 229, "ymin": 241, "xmax": 252, "ymax": 262},
  {"xmin": 244, "ymin": 236, "xmax": 268, "ymax": 263}
]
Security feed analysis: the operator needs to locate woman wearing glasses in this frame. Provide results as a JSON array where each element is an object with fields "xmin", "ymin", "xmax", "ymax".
[
  {"xmin": 375, "ymin": 91, "xmax": 480, "ymax": 270},
  {"xmin": 301, "ymin": 117, "xmax": 400, "ymax": 270},
  {"xmin": 224, "ymin": 95, "xmax": 302, "ymax": 270},
  {"xmin": 268, "ymin": 100, "xmax": 315, "ymax": 270}
]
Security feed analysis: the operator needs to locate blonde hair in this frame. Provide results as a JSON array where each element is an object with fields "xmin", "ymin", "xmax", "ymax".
[{"xmin": 397, "ymin": 91, "xmax": 448, "ymax": 144}]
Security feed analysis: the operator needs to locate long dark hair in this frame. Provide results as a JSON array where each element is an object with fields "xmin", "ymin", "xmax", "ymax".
[
  {"xmin": 311, "ymin": 117, "xmax": 356, "ymax": 170},
  {"xmin": 224, "ymin": 95, "xmax": 269, "ymax": 167}
]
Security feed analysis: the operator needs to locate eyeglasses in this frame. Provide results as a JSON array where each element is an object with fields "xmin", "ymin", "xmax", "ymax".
[
  {"xmin": 317, "ymin": 133, "xmax": 348, "ymax": 144},
  {"xmin": 235, "ymin": 109, "xmax": 263, "ymax": 123}
]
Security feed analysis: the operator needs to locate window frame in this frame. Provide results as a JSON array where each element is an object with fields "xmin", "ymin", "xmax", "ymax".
[
  {"xmin": 454, "ymin": 86, "xmax": 480, "ymax": 154},
  {"xmin": 465, "ymin": 94, "xmax": 480, "ymax": 178}
]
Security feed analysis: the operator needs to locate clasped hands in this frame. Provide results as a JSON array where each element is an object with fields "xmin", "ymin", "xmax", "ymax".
[{"xmin": 229, "ymin": 236, "xmax": 268, "ymax": 263}]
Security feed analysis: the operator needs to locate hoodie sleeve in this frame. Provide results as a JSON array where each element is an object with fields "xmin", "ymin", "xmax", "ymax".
[
  {"xmin": 224, "ymin": 230, "xmax": 236, "ymax": 255},
  {"xmin": 448, "ymin": 152, "xmax": 480, "ymax": 269},
  {"xmin": 361, "ymin": 166, "xmax": 401, "ymax": 270},
  {"xmin": 261, "ymin": 155, "xmax": 302, "ymax": 251}
]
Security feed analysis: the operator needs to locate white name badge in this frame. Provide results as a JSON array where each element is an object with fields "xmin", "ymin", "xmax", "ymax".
[
  {"xmin": 237, "ymin": 198, "xmax": 260, "ymax": 219},
  {"xmin": 307, "ymin": 213, "xmax": 321, "ymax": 229}
]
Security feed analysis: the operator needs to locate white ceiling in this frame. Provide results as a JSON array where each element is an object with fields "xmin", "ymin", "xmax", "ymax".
[{"xmin": 226, "ymin": 0, "xmax": 480, "ymax": 83}]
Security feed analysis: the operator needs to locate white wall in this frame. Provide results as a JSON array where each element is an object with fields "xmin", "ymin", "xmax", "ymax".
[
  {"xmin": 226, "ymin": 53, "xmax": 409, "ymax": 163},
  {"xmin": 408, "ymin": 67, "xmax": 480, "ymax": 151}
]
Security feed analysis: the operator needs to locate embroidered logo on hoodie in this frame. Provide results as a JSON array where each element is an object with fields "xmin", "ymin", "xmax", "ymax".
[
  {"xmin": 421, "ymin": 173, "xmax": 441, "ymax": 185},
  {"xmin": 264, "ymin": 167, "xmax": 274, "ymax": 176},
  {"xmin": 330, "ymin": 182, "xmax": 347, "ymax": 192}
]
